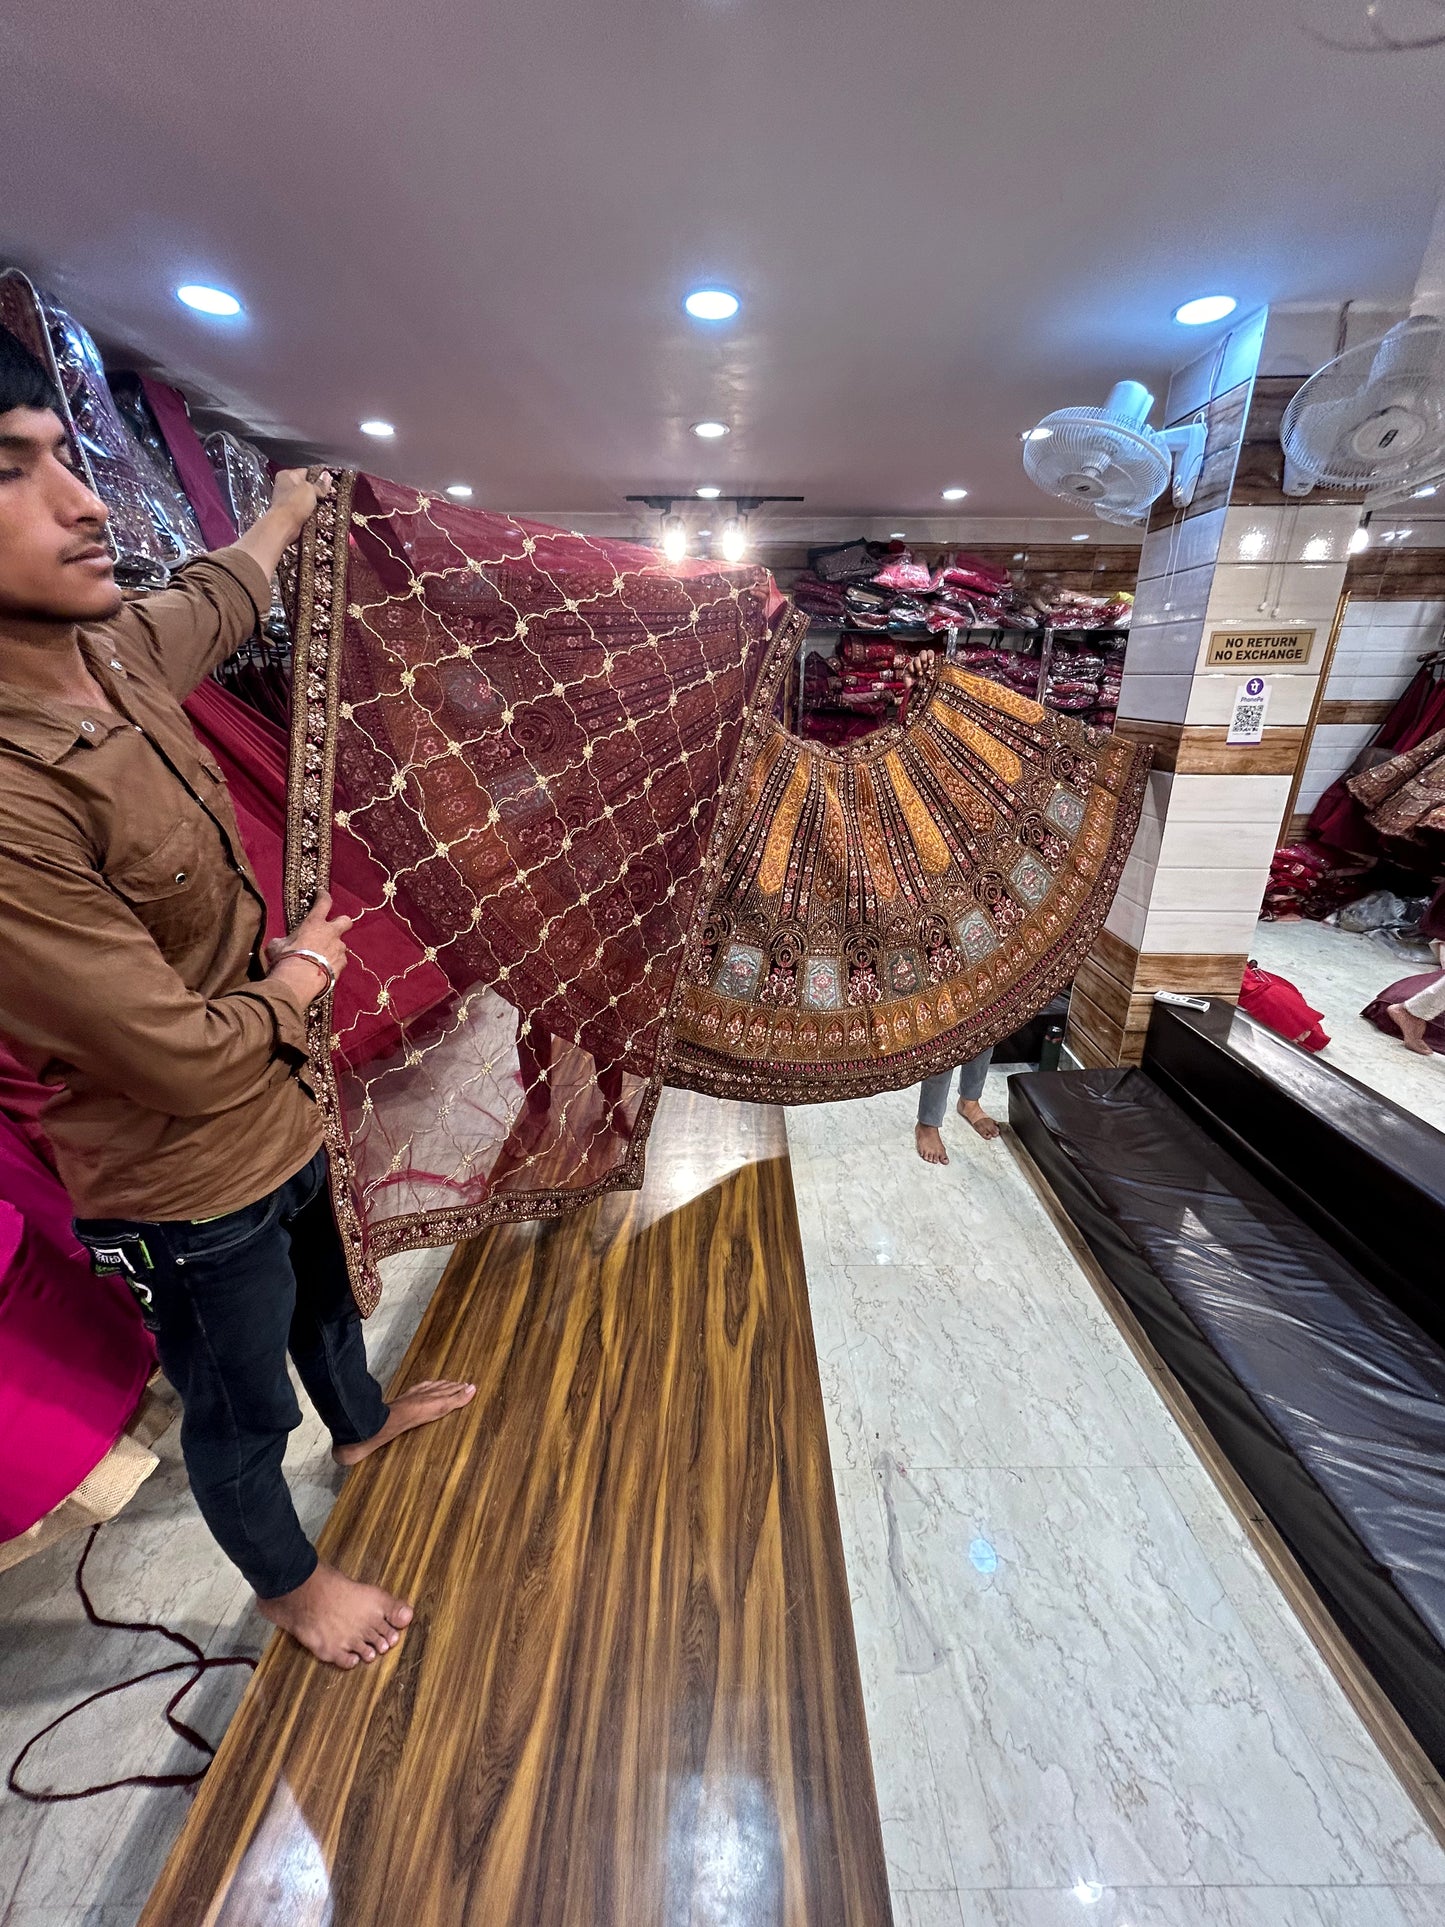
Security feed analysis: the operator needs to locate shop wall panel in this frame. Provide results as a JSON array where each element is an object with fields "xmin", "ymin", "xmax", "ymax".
[
  {"xmin": 1165, "ymin": 772, "xmax": 1294, "ymax": 824},
  {"xmin": 1185, "ymin": 671, "xmax": 1320, "ymax": 728},
  {"xmin": 1136, "ymin": 507, "xmax": 1227, "ymax": 584},
  {"xmin": 1142, "ymin": 905, "xmax": 1266, "ymax": 955}
]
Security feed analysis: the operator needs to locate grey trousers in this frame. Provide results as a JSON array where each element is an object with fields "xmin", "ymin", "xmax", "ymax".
[{"xmin": 917, "ymin": 1047, "xmax": 994, "ymax": 1128}]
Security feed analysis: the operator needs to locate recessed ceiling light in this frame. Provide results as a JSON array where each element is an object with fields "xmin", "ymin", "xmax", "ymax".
[
  {"xmin": 941, "ymin": 486, "xmax": 968, "ymax": 501},
  {"xmin": 360, "ymin": 419, "xmax": 395, "ymax": 439},
  {"xmin": 697, "ymin": 528, "xmax": 713, "ymax": 537},
  {"xmin": 889, "ymin": 531, "xmax": 908, "ymax": 540},
  {"xmin": 692, "ymin": 420, "xmax": 729, "ymax": 439},
  {"xmin": 1348, "ymin": 527, "xmax": 1370, "ymax": 553},
  {"xmin": 176, "ymin": 283, "xmax": 242, "ymax": 317},
  {"xmin": 1173, "ymin": 294, "xmax": 1238, "ymax": 326},
  {"xmin": 1071, "ymin": 532, "xmax": 1090, "ymax": 541},
  {"xmin": 696, "ymin": 485, "xmax": 722, "ymax": 499},
  {"xmin": 445, "ymin": 484, "xmax": 473, "ymax": 500},
  {"xmin": 1413, "ymin": 483, "xmax": 1438, "ymax": 497},
  {"xmin": 684, "ymin": 288, "xmax": 740, "ymax": 322},
  {"xmin": 1023, "ymin": 427, "xmax": 1053, "ymax": 443}
]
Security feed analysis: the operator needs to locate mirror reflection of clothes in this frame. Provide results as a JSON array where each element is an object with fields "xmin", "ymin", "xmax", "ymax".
[{"xmin": 917, "ymin": 1047, "xmax": 994, "ymax": 1129}]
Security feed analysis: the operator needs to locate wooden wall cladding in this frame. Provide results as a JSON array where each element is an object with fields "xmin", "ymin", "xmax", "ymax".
[{"xmin": 139, "ymin": 1093, "xmax": 891, "ymax": 1927}]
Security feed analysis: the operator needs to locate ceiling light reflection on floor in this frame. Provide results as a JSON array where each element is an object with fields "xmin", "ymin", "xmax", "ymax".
[
  {"xmin": 692, "ymin": 420, "xmax": 730, "ymax": 440},
  {"xmin": 360, "ymin": 419, "xmax": 395, "ymax": 438}
]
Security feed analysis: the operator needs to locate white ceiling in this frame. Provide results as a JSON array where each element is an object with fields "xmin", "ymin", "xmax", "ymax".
[{"xmin": 4, "ymin": 0, "xmax": 1445, "ymax": 521}]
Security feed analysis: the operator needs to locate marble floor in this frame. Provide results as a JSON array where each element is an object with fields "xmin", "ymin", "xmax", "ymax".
[
  {"xmin": 1249, "ymin": 917, "xmax": 1445, "ymax": 1134},
  {"xmin": 4, "ymin": 1072, "xmax": 1444, "ymax": 1924},
  {"xmin": 0, "ymin": 1244, "xmax": 451, "ymax": 1926},
  {"xmin": 786, "ymin": 1072, "xmax": 1445, "ymax": 1927}
]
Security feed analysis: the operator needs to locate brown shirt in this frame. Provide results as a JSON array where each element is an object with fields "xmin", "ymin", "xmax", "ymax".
[{"xmin": 0, "ymin": 547, "xmax": 322, "ymax": 1221}]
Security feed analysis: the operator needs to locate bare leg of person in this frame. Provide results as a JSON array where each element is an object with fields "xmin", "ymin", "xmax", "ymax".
[
  {"xmin": 256, "ymin": 1564, "xmax": 415, "ymax": 1669},
  {"xmin": 1388, "ymin": 1003, "xmax": 1433, "ymax": 1055},
  {"xmin": 958, "ymin": 1097, "xmax": 1001, "ymax": 1139},
  {"xmin": 333, "ymin": 1378, "xmax": 476, "ymax": 1467}
]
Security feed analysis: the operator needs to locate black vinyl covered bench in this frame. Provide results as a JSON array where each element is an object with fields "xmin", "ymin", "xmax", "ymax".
[{"xmin": 1009, "ymin": 1001, "xmax": 1445, "ymax": 1771}]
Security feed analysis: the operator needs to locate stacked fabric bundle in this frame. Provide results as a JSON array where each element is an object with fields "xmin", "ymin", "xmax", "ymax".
[
  {"xmin": 1044, "ymin": 644, "xmax": 1108, "ymax": 713},
  {"xmin": 1023, "ymin": 586, "xmax": 1134, "ymax": 629},
  {"xmin": 954, "ymin": 642, "xmax": 1044, "ymax": 700}
]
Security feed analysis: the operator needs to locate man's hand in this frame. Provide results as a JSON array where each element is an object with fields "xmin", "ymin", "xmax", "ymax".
[
  {"xmin": 265, "ymin": 889, "xmax": 353, "ymax": 1007},
  {"xmin": 235, "ymin": 468, "xmax": 335, "ymax": 583}
]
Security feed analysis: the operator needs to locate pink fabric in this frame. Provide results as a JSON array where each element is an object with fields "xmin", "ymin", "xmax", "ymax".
[
  {"xmin": 139, "ymin": 378, "xmax": 239, "ymax": 552},
  {"xmin": 183, "ymin": 680, "xmax": 454, "ymax": 1068},
  {"xmin": 0, "ymin": 1112, "xmax": 155, "ymax": 1541}
]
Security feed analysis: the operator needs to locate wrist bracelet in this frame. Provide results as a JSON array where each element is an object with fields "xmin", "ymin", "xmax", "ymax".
[{"xmin": 278, "ymin": 945, "xmax": 336, "ymax": 995}]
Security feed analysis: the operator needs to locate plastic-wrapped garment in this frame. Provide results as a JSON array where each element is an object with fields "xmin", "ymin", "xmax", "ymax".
[
  {"xmin": 204, "ymin": 430, "xmax": 292, "ymax": 640},
  {"xmin": 935, "ymin": 555, "xmax": 1011, "ymax": 597},
  {"xmin": 872, "ymin": 552, "xmax": 933, "ymax": 593},
  {"xmin": 810, "ymin": 539, "xmax": 883, "ymax": 584},
  {"xmin": 0, "ymin": 269, "xmax": 173, "ymax": 587},
  {"xmin": 108, "ymin": 375, "xmax": 207, "ymax": 569}
]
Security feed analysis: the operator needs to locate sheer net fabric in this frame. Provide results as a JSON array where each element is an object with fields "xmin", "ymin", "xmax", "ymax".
[{"xmin": 288, "ymin": 475, "xmax": 792, "ymax": 1307}]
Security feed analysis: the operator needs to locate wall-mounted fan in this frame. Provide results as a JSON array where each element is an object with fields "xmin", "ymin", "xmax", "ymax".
[
  {"xmin": 1280, "ymin": 315, "xmax": 1445, "ymax": 504},
  {"xmin": 1281, "ymin": 188, "xmax": 1445, "ymax": 507},
  {"xmin": 1022, "ymin": 380, "xmax": 1207, "ymax": 526}
]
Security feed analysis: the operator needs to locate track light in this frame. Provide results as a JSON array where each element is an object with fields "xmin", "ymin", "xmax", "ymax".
[
  {"xmin": 661, "ymin": 513, "xmax": 689, "ymax": 563},
  {"xmin": 719, "ymin": 516, "xmax": 748, "ymax": 563}
]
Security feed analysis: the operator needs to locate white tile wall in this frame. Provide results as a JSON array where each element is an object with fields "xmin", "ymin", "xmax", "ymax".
[
  {"xmin": 1155, "ymin": 812, "xmax": 1287, "ymax": 876},
  {"xmin": 1218, "ymin": 504, "xmax": 1362, "ymax": 568},
  {"xmin": 1142, "ymin": 905, "xmax": 1266, "ymax": 954},
  {"xmin": 1135, "ymin": 507, "xmax": 1226, "ymax": 584},
  {"xmin": 1166, "ymin": 772, "xmax": 1294, "ymax": 823},
  {"xmin": 1115, "ymin": 667, "xmax": 1194, "ymax": 724},
  {"xmin": 1147, "ymin": 864, "xmax": 1280, "ymax": 914},
  {"xmin": 1185, "ymin": 670, "xmax": 1320, "ymax": 727},
  {"xmin": 1204, "ymin": 560, "xmax": 1346, "ymax": 630},
  {"xmin": 1121, "ymin": 618, "xmax": 1208, "ymax": 677},
  {"xmin": 1132, "ymin": 563, "xmax": 1214, "ymax": 628},
  {"xmin": 1325, "ymin": 597, "xmax": 1443, "ymax": 702},
  {"xmin": 1103, "ymin": 888, "xmax": 1147, "ymax": 950},
  {"xmin": 1294, "ymin": 722, "xmax": 1379, "ymax": 814},
  {"xmin": 1162, "ymin": 306, "xmax": 1266, "ymax": 423}
]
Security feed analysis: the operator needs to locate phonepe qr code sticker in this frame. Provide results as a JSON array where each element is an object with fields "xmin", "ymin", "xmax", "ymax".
[{"xmin": 1227, "ymin": 676, "xmax": 1269, "ymax": 745}]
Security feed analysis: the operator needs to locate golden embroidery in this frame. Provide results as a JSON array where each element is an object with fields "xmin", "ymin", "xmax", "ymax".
[{"xmin": 883, "ymin": 750, "xmax": 952, "ymax": 875}]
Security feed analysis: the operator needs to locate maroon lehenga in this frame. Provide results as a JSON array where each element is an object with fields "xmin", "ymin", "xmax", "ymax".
[{"xmin": 287, "ymin": 475, "xmax": 1148, "ymax": 1305}]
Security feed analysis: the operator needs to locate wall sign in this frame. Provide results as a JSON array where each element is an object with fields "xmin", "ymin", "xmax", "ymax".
[
  {"xmin": 1206, "ymin": 626, "xmax": 1315, "ymax": 667},
  {"xmin": 1227, "ymin": 675, "xmax": 1270, "ymax": 745}
]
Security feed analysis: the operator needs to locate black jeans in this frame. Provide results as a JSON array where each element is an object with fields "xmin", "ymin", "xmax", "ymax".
[{"xmin": 74, "ymin": 1149, "xmax": 387, "ymax": 1599}]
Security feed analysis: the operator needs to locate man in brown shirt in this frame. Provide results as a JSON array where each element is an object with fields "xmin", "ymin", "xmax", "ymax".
[{"xmin": 0, "ymin": 326, "xmax": 473, "ymax": 1667}]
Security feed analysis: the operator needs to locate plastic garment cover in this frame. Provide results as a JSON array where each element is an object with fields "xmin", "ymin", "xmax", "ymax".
[
  {"xmin": 1012, "ymin": 1066, "xmax": 1445, "ymax": 1672},
  {"xmin": 286, "ymin": 473, "xmax": 792, "ymax": 1307},
  {"xmin": 0, "ymin": 270, "xmax": 174, "ymax": 586}
]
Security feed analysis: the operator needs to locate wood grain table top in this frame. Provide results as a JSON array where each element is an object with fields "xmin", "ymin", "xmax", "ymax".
[{"xmin": 139, "ymin": 1091, "xmax": 892, "ymax": 1927}]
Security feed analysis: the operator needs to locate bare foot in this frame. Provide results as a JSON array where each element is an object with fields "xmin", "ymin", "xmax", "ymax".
[
  {"xmin": 915, "ymin": 1124, "xmax": 949, "ymax": 1165},
  {"xmin": 256, "ymin": 1561, "xmax": 413, "ymax": 1669},
  {"xmin": 958, "ymin": 1098, "xmax": 1001, "ymax": 1140},
  {"xmin": 333, "ymin": 1379, "xmax": 476, "ymax": 1467},
  {"xmin": 1388, "ymin": 1004, "xmax": 1433, "ymax": 1055}
]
